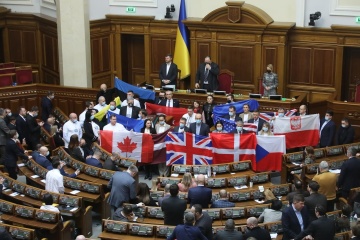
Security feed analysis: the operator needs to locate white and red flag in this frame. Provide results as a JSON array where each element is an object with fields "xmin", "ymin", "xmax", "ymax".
[
  {"xmin": 255, "ymin": 135, "xmax": 286, "ymax": 172},
  {"xmin": 211, "ymin": 133, "xmax": 257, "ymax": 170},
  {"xmin": 100, "ymin": 130, "xmax": 154, "ymax": 163},
  {"xmin": 273, "ymin": 114, "xmax": 320, "ymax": 149}
]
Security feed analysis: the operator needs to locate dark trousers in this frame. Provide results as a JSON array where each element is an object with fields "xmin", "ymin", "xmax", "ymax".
[
  {"xmin": 327, "ymin": 199, "xmax": 336, "ymax": 212},
  {"xmin": 6, "ymin": 166, "xmax": 17, "ymax": 180},
  {"xmin": 0, "ymin": 145, "xmax": 5, "ymax": 165}
]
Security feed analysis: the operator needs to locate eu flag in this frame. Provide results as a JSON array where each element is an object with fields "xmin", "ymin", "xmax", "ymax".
[{"xmin": 173, "ymin": 0, "xmax": 190, "ymax": 79}]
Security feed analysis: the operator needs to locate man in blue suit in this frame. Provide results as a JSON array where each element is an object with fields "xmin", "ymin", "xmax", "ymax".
[
  {"xmin": 282, "ymin": 194, "xmax": 310, "ymax": 240},
  {"xmin": 319, "ymin": 110, "xmax": 336, "ymax": 147},
  {"xmin": 188, "ymin": 174, "xmax": 212, "ymax": 208},
  {"xmin": 36, "ymin": 146, "xmax": 52, "ymax": 170},
  {"xmin": 248, "ymin": 110, "xmax": 266, "ymax": 134},
  {"xmin": 85, "ymin": 151, "xmax": 103, "ymax": 168},
  {"xmin": 189, "ymin": 114, "xmax": 210, "ymax": 137},
  {"xmin": 167, "ymin": 212, "xmax": 207, "ymax": 240}
]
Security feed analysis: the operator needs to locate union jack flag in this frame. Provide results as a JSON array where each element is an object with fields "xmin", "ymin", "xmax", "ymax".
[{"xmin": 166, "ymin": 132, "xmax": 213, "ymax": 166}]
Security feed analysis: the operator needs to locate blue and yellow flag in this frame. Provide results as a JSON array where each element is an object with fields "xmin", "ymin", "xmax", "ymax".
[{"xmin": 173, "ymin": 0, "xmax": 190, "ymax": 79}]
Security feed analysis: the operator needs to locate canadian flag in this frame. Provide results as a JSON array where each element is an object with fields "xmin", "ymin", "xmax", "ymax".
[
  {"xmin": 100, "ymin": 130, "xmax": 154, "ymax": 163},
  {"xmin": 273, "ymin": 114, "xmax": 320, "ymax": 149},
  {"xmin": 211, "ymin": 133, "xmax": 257, "ymax": 169}
]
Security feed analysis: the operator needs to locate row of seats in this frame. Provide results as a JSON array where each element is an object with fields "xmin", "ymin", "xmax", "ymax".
[
  {"xmin": 0, "ymin": 66, "xmax": 34, "ymax": 86},
  {"xmin": 0, "ymin": 223, "xmax": 36, "ymax": 240}
]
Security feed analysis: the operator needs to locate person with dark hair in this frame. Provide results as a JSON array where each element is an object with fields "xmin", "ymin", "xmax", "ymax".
[
  {"xmin": 86, "ymin": 151, "xmax": 103, "ymax": 168},
  {"xmin": 7, "ymin": 116, "xmax": 16, "ymax": 130},
  {"xmin": 336, "ymin": 117, "xmax": 355, "ymax": 145},
  {"xmin": 26, "ymin": 106, "xmax": 44, "ymax": 150},
  {"xmin": 258, "ymin": 122, "xmax": 273, "ymax": 136},
  {"xmin": 159, "ymin": 54, "xmax": 178, "ymax": 87},
  {"xmin": 182, "ymin": 106, "xmax": 196, "ymax": 127},
  {"xmin": 338, "ymin": 146, "xmax": 360, "ymax": 199},
  {"xmin": 212, "ymin": 121, "xmax": 228, "ymax": 133},
  {"xmin": 68, "ymin": 134, "xmax": 85, "ymax": 162},
  {"xmin": 258, "ymin": 199, "xmax": 283, "ymax": 223},
  {"xmin": 214, "ymin": 219, "xmax": 243, "ymax": 240},
  {"xmin": 282, "ymin": 194, "xmax": 310, "ymax": 240},
  {"xmin": 79, "ymin": 101, "xmax": 95, "ymax": 125},
  {"xmin": 193, "ymin": 101, "xmax": 202, "ymax": 114},
  {"xmin": 351, "ymin": 223, "xmax": 360, "ymax": 240},
  {"xmin": 286, "ymin": 180, "xmax": 310, "ymax": 204},
  {"xmin": 231, "ymin": 120, "xmax": 248, "ymax": 134},
  {"xmin": 248, "ymin": 109, "xmax": 266, "ymax": 134},
  {"xmin": 162, "ymin": 184, "xmax": 187, "ymax": 226},
  {"xmin": 120, "ymin": 98, "xmax": 141, "ymax": 119},
  {"xmin": 41, "ymin": 193, "xmax": 60, "ymax": 213},
  {"xmin": 239, "ymin": 104, "xmax": 253, "ymax": 123},
  {"xmin": 83, "ymin": 110, "xmax": 100, "ymax": 146},
  {"xmin": 211, "ymin": 189, "xmax": 234, "ymax": 208},
  {"xmin": 167, "ymin": 212, "xmax": 208, "ymax": 240},
  {"xmin": 319, "ymin": 110, "xmax": 336, "ymax": 147},
  {"xmin": 195, "ymin": 56, "xmax": 219, "ymax": 92},
  {"xmin": 226, "ymin": 94, "xmax": 235, "ymax": 104},
  {"xmin": 135, "ymin": 182, "xmax": 156, "ymax": 206},
  {"xmin": 4, "ymin": 130, "xmax": 31, "ymax": 179},
  {"xmin": 202, "ymin": 95, "xmax": 216, "ymax": 128},
  {"xmin": 112, "ymin": 202, "xmax": 145, "ymax": 221},
  {"xmin": 191, "ymin": 204, "xmax": 213, "ymax": 240},
  {"xmin": 16, "ymin": 106, "xmax": 28, "ymax": 145},
  {"xmin": 155, "ymin": 114, "xmax": 170, "ymax": 134},
  {"xmin": 305, "ymin": 181, "xmax": 327, "ymax": 222},
  {"xmin": 158, "ymin": 184, "xmax": 171, "ymax": 207},
  {"xmin": 103, "ymin": 114, "xmax": 127, "ymax": 132},
  {"xmin": 41, "ymin": 91, "xmax": 54, "ymax": 122},
  {"xmin": 159, "ymin": 90, "xmax": 180, "ymax": 108},
  {"xmin": 172, "ymin": 117, "xmax": 190, "ymax": 133},
  {"xmin": 336, "ymin": 204, "xmax": 352, "ymax": 232},
  {"xmin": 141, "ymin": 119, "xmax": 156, "ymax": 135},
  {"xmin": 223, "ymin": 106, "xmax": 242, "ymax": 122},
  {"xmin": 294, "ymin": 204, "xmax": 335, "ymax": 240},
  {"xmin": 45, "ymin": 160, "xmax": 64, "ymax": 194},
  {"xmin": 121, "ymin": 90, "xmax": 141, "ymax": 108},
  {"xmin": 243, "ymin": 217, "xmax": 271, "ymax": 240},
  {"xmin": 96, "ymin": 83, "xmax": 116, "ymax": 105}
]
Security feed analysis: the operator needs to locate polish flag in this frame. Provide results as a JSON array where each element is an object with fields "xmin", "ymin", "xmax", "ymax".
[
  {"xmin": 100, "ymin": 130, "xmax": 154, "ymax": 163},
  {"xmin": 256, "ymin": 135, "xmax": 286, "ymax": 172},
  {"xmin": 273, "ymin": 114, "xmax": 320, "ymax": 149},
  {"xmin": 211, "ymin": 133, "xmax": 257, "ymax": 170}
]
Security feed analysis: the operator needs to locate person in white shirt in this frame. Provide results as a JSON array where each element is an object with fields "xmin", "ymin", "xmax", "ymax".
[
  {"xmin": 182, "ymin": 106, "xmax": 196, "ymax": 128},
  {"xmin": 41, "ymin": 193, "xmax": 60, "ymax": 213},
  {"xmin": 121, "ymin": 90, "xmax": 141, "ymax": 108},
  {"xmin": 79, "ymin": 101, "xmax": 94, "ymax": 126},
  {"xmin": 155, "ymin": 115, "xmax": 170, "ymax": 134},
  {"xmin": 239, "ymin": 104, "xmax": 253, "ymax": 123},
  {"xmin": 94, "ymin": 96, "xmax": 107, "ymax": 112},
  {"xmin": 45, "ymin": 160, "xmax": 64, "ymax": 194},
  {"xmin": 107, "ymin": 101, "xmax": 120, "ymax": 116},
  {"xmin": 63, "ymin": 113, "xmax": 82, "ymax": 148},
  {"xmin": 103, "ymin": 114, "xmax": 127, "ymax": 132}
]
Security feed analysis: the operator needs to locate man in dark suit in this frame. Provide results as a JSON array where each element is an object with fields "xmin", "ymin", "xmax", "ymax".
[
  {"xmin": 335, "ymin": 117, "xmax": 355, "ymax": 145},
  {"xmin": 304, "ymin": 181, "xmax": 327, "ymax": 222},
  {"xmin": 230, "ymin": 120, "xmax": 248, "ymax": 134},
  {"xmin": 16, "ymin": 106, "xmax": 29, "ymax": 145},
  {"xmin": 154, "ymin": 91, "xmax": 165, "ymax": 105},
  {"xmin": 188, "ymin": 174, "xmax": 212, "ymax": 208},
  {"xmin": 352, "ymin": 224, "xmax": 360, "ymax": 240},
  {"xmin": 282, "ymin": 194, "xmax": 310, "ymax": 240},
  {"xmin": 161, "ymin": 184, "xmax": 187, "ymax": 226},
  {"xmin": 159, "ymin": 90, "xmax": 180, "ymax": 108},
  {"xmin": 159, "ymin": 54, "xmax": 178, "ymax": 87},
  {"xmin": 41, "ymin": 91, "xmax": 54, "ymax": 122},
  {"xmin": 120, "ymin": 98, "xmax": 140, "ymax": 119},
  {"xmin": 36, "ymin": 146, "xmax": 52, "ymax": 170},
  {"xmin": 172, "ymin": 117, "xmax": 190, "ymax": 133},
  {"xmin": 7, "ymin": 116, "xmax": 16, "ymax": 130},
  {"xmin": 167, "ymin": 212, "xmax": 208, "ymax": 240},
  {"xmin": 214, "ymin": 219, "xmax": 243, "ymax": 240},
  {"xmin": 0, "ymin": 108, "xmax": 10, "ymax": 165},
  {"xmin": 319, "ymin": 110, "xmax": 336, "ymax": 147},
  {"xmin": 189, "ymin": 113, "xmax": 210, "ymax": 137},
  {"xmin": 286, "ymin": 180, "xmax": 310, "ymax": 205},
  {"xmin": 26, "ymin": 106, "xmax": 44, "ymax": 150},
  {"xmin": 96, "ymin": 83, "xmax": 116, "ymax": 104},
  {"xmin": 103, "ymin": 152, "xmax": 119, "ymax": 171},
  {"xmin": 195, "ymin": 56, "xmax": 220, "ymax": 92},
  {"xmin": 243, "ymin": 217, "xmax": 271, "ymax": 240},
  {"xmin": 0, "ymin": 226, "xmax": 13, "ymax": 240},
  {"xmin": 85, "ymin": 151, "xmax": 103, "ymax": 168},
  {"xmin": 248, "ymin": 110, "xmax": 265, "ymax": 133},
  {"xmin": 294, "ymin": 205, "xmax": 335, "ymax": 240},
  {"xmin": 191, "ymin": 204, "xmax": 213, "ymax": 240},
  {"xmin": 296, "ymin": 104, "xmax": 307, "ymax": 116},
  {"xmin": 223, "ymin": 106, "xmax": 242, "ymax": 122},
  {"xmin": 107, "ymin": 165, "xmax": 138, "ymax": 211},
  {"xmin": 338, "ymin": 146, "xmax": 360, "ymax": 198}
]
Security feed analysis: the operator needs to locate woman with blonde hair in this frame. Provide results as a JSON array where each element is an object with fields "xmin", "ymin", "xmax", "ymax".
[
  {"xmin": 178, "ymin": 172, "xmax": 197, "ymax": 192},
  {"xmin": 258, "ymin": 122, "xmax": 273, "ymax": 136}
]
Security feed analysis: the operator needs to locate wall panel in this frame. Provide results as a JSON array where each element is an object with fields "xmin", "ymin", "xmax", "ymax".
[
  {"xmin": 22, "ymin": 31, "xmax": 37, "ymax": 63},
  {"xmin": 289, "ymin": 47, "xmax": 311, "ymax": 84},
  {"xmin": 8, "ymin": 30, "xmax": 22, "ymax": 62},
  {"xmin": 312, "ymin": 48, "xmax": 335, "ymax": 86},
  {"xmin": 150, "ymin": 38, "xmax": 173, "ymax": 73}
]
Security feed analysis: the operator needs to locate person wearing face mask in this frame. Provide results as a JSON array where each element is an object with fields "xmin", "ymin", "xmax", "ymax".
[
  {"xmin": 226, "ymin": 94, "xmax": 235, "ymax": 104},
  {"xmin": 195, "ymin": 56, "xmax": 219, "ymax": 92},
  {"xmin": 335, "ymin": 117, "xmax": 355, "ymax": 145},
  {"xmin": 189, "ymin": 113, "xmax": 210, "ymax": 137},
  {"xmin": 262, "ymin": 64, "xmax": 278, "ymax": 97},
  {"xmin": 212, "ymin": 121, "xmax": 228, "ymax": 133},
  {"xmin": 26, "ymin": 106, "xmax": 44, "ymax": 150},
  {"xmin": 202, "ymin": 95, "xmax": 216, "ymax": 128},
  {"xmin": 83, "ymin": 110, "xmax": 100, "ymax": 147},
  {"xmin": 319, "ymin": 110, "xmax": 336, "ymax": 148},
  {"xmin": 155, "ymin": 115, "xmax": 170, "ymax": 134},
  {"xmin": 223, "ymin": 106, "xmax": 242, "ymax": 122},
  {"xmin": 231, "ymin": 120, "xmax": 248, "ymax": 134},
  {"xmin": 79, "ymin": 101, "xmax": 95, "ymax": 126},
  {"xmin": 4, "ymin": 108, "xmax": 15, "ymax": 125},
  {"xmin": 155, "ymin": 91, "xmax": 165, "ymax": 105},
  {"xmin": 94, "ymin": 96, "xmax": 107, "ymax": 112},
  {"xmin": 239, "ymin": 104, "xmax": 253, "ymax": 123},
  {"xmin": 63, "ymin": 113, "xmax": 82, "ymax": 148},
  {"xmin": 41, "ymin": 91, "xmax": 54, "ymax": 122},
  {"xmin": 120, "ymin": 98, "xmax": 140, "ymax": 119},
  {"xmin": 173, "ymin": 117, "xmax": 190, "ymax": 133},
  {"xmin": 4, "ymin": 130, "xmax": 31, "ymax": 179},
  {"xmin": 120, "ymin": 90, "xmax": 141, "ymax": 108},
  {"xmin": 107, "ymin": 101, "xmax": 120, "ymax": 116},
  {"xmin": 258, "ymin": 122, "xmax": 273, "ymax": 136},
  {"xmin": 36, "ymin": 146, "xmax": 53, "ymax": 170},
  {"xmin": 96, "ymin": 83, "xmax": 116, "ymax": 105}
]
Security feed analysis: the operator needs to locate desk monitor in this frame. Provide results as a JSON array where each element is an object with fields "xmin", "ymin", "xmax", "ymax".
[
  {"xmin": 269, "ymin": 95, "xmax": 282, "ymax": 100},
  {"xmin": 194, "ymin": 89, "xmax": 207, "ymax": 94},
  {"xmin": 213, "ymin": 91, "xmax": 226, "ymax": 95},
  {"xmin": 249, "ymin": 93, "xmax": 262, "ymax": 98},
  {"xmin": 145, "ymin": 84, "xmax": 154, "ymax": 90},
  {"xmin": 162, "ymin": 86, "xmax": 175, "ymax": 92}
]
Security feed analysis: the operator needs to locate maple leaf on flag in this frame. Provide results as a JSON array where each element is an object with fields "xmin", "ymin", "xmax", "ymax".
[{"xmin": 117, "ymin": 136, "xmax": 137, "ymax": 153}]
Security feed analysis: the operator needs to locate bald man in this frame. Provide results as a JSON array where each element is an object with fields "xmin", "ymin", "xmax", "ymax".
[
  {"xmin": 96, "ymin": 83, "xmax": 116, "ymax": 104},
  {"xmin": 243, "ymin": 217, "xmax": 271, "ymax": 240},
  {"xmin": 63, "ymin": 113, "xmax": 82, "ymax": 148},
  {"xmin": 189, "ymin": 113, "xmax": 210, "ymax": 137},
  {"xmin": 94, "ymin": 96, "xmax": 107, "ymax": 112},
  {"xmin": 35, "ymin": 146, "xmax": 52, "ymax": 169},
  {"xmin": 75, "ymin": 235, "xmax": 86, "ymax": 240},
  {"xmin": 298, "ymin": 105, "xmax": 307, "ymax": 116},
  {"xmin": 211, "ymin": 189, "xmax": 235, "ymax": 208},
  {"xmin": 188, "ymin": 174, "xmax": 212, "ymax": 208}
]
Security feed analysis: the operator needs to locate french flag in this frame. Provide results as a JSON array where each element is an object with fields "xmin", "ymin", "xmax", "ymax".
[{"xmin": 255, "ymin": 135, "xmax": 286, "ymax": 172}]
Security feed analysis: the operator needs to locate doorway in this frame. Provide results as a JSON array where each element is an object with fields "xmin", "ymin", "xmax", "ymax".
[{"xmin": 341, "ymin": 47, "xmax": 360, "ymax": 101}]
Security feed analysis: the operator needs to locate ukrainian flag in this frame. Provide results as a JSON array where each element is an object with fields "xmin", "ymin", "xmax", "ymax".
[{"xmin": 173, "ymin": 0, "xmax": 190, "ymax": 79}]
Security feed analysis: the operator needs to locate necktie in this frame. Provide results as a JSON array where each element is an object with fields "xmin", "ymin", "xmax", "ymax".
[
  {"xmin": 167, "ymin": 100, "xmax": 170, "ymax": 107},
  {"xmin": 204, "ymin": 69, "xmax": 209, "ymax": 82}
]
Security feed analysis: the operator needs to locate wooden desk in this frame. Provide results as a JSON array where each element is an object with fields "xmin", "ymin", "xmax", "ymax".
[{"xmin": 2, "ymin": 214, "xmax": 60, "ymax": 232}]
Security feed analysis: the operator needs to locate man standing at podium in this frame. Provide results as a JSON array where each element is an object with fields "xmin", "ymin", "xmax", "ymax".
[
  {"xmin": 159, "ymin": 54, "xmax": 178, "ymax": 87},
  {"xmin": 195, "ymin": 56, "xmax": 219, "ymax": 92}
]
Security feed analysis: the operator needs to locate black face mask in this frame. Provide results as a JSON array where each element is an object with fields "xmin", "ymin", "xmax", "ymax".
[
  {"xmin": 128, "ymin": 103, "xmax": 133, "ymax": 107},
  {"xmin": 267, "ymin": 70, "xmax": 271, "ymax": 73},
  {"xmin": 227, "ymin": 100, "xmax": 231, "ymax": 103}
]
